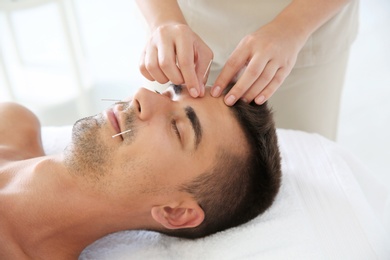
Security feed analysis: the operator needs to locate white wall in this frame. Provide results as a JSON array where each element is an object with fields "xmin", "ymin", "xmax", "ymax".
[{"xmin": 0, "ymin": 0, "xmax": 147, "ymax": 125}]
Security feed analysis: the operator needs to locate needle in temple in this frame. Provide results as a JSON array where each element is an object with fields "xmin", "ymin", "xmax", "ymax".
[{"xmin": 112, "ymin": 129, "xmax": 132, "ymax": 138}]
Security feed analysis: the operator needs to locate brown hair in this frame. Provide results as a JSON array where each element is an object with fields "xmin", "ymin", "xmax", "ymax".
[{"xmin": 160, "ymin": 93, "xmax": 282, "ymax": 239}]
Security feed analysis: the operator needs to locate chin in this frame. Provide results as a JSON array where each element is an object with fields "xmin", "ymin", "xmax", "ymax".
[{"xmin": 65, "ymin": 114, "xmax": 114, "ymax": 178}]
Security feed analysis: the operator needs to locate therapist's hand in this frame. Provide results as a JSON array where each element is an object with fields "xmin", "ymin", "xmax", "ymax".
[
  {"xmin": 139, "ymin": 23, "xmax": 213, "ymax": 98},
  {"xmin": 211, "ymin": 21, "xmax": 306, "ymax": 106}
]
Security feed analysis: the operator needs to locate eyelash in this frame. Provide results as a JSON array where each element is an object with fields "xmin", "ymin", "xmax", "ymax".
[
  {"xmin": 157, "ymin": 88, "xmax": 181, "ymax": 141},
  {"xmin": 171, "ymin": 119, "xmax": 181, "ymax": 140}
]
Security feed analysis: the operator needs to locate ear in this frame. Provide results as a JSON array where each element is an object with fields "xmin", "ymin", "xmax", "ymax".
[{"xmin": 151, "ymin": 202, "xmax": 204, "ymax": 230}]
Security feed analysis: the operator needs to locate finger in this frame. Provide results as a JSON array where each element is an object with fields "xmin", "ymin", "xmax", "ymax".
[
  {"xmin": 144, "ymin": 45, "xmax": 169, "ymax": 84},
  {"xmin": 255, "ymin": 67, "xmax": 288, "ymax": 105},
  {"xmin": 224, "ymin": 57, "xmax": 268, "ymax": 106},
  {"xmin": 202, "ymin": 59, "xmax": 212, "ymax": 85},
  {"xmin": 195, "ymin": 57, "xmax": 213, "ymax": 97},
  {"xmin": 195, "ymin": 58, "xmax": 210, "ymax": 85},
  {"xmin": 241, "ymin": 60, "xmax": 280, "ymax": 103},
  {"xmin": 158, "ymin": 42, "xmax": 184, "ymax": 85},
  {"xmin": 211, "ymin": 48, "xmax": 250, "ymax": 98},
  {"xmin": 139, "ymin": 49, "xmax": 154, "ymax": 81},
  {"xmin": 176, "ymin": 39, "xmax": 200, "ymax": 98},
  {"xmin": 193, "ymin": 45, "xmax": 212, "ymax": 84}
]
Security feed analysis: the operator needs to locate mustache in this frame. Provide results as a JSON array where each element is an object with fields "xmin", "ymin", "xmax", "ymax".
[
  {"xmin": 119, "ymin": 101, "xmax": 136, "ymax": 130},
  {"xmin": 111, "ymin": 101, "xmax": 139, "ymax": 142}
]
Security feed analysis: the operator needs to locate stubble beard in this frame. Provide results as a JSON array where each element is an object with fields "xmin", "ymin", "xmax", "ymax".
[
  {"xmin": 64, "ymin": 113, "xmax": 114, "ymax": 181},
  {"xmin": 64, "ymin": 104, "xmax": 138, "ymax": 182}
]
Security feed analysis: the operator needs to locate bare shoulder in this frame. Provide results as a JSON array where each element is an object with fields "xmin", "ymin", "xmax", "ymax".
[{"xmin": 0, "ymin": 102, "xmax": 45, "ymax": 161}]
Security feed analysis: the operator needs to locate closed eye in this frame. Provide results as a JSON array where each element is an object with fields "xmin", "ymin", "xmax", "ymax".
[{"xmin": 171, "ymin": 119, "xmax": 181, "ymax": 141}]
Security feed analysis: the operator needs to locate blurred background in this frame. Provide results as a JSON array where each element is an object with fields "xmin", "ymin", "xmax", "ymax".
[{"xmin": 0, "ymin": 0, "xmax": 389, "ymax": 189}]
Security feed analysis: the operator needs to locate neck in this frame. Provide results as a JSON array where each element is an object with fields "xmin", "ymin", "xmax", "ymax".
[{"xmin": 0, "ymin": 155, "xmax": 153, "ymax": 259}]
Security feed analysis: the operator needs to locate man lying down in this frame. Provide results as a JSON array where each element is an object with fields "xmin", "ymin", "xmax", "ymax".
[{"xmin": 0, "ymin": 84, "xmax": 281, "ymax": 259}]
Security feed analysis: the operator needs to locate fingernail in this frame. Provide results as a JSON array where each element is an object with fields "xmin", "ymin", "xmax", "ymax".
[
  {"xmin": 190, "ymin": 88, "xmax": 199, "ymax": 97},
  {"xmin": 225, "ymin": 95, "xmax": 236, "ymax": 106},
  {"xmin": 211, "ymin": 86, "xmax": 221, "ymax": 97},
  {"xmin": 255, "ymin": 95, "xmax": 265, "ymax": 104},
  {"xmin": 241, "ymin": 98, "xmax": 248, "ymax": 103}
]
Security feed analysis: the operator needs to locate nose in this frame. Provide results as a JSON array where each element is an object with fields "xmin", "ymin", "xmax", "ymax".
[{"xmin": 132, "ymin": 87, "xmax": 172, "ymax": 121}]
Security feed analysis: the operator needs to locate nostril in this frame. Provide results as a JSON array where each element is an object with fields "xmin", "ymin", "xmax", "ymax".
[
  {"xmin": 132, "ymin": 99, "xmax": 141, "ymax": 113},
  {"xmin": 136, "ymin": 100, "xmax": 141, "ymax": 113}
]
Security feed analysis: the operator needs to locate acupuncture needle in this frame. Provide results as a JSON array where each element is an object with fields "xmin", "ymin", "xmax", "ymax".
[
  {"xmin": 101, "ymin": 98, "xmax": 121, "ymax": 102},
  {"xmin": 203, "ymin": 59, "xmax": 213, "ymax": 84},
  {"xmin": 112, "ymin": 129, "xmax": 132, "ymax": 138},
  {"xmin": 101, "ymin": 98, "xmax": 129, "ymax": 105},
  {"xmin": 100, "ymin": 99, "xmax": 131, "ymax": 138}
]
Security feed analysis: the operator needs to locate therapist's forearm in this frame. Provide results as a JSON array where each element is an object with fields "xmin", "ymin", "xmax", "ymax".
[
  {"xmin": 135, "ymin": 0, "xmax": 187, "ymax": 32},
  {"xmin": 270, "ymin": 0, "xmax": 353, "ymax": 42}
]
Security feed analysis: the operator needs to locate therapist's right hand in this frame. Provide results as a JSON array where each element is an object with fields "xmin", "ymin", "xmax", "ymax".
[{"xmin": 139, "ymin": 23, "xmax": 213, "ymax": 98}]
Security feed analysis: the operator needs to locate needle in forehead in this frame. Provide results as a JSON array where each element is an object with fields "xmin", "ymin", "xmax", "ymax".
[{"xmin": 203, "ymin": 59, "xmax": 213, "ymax": 84}]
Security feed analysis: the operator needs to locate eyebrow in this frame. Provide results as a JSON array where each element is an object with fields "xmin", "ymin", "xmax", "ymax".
[
  {"xmin": 185, "ymin": 106, "xmax": 202, "ymax": 149},
  {"xmin": 170, "ymin": 84, "xmax": 202, "ymax": 149}
]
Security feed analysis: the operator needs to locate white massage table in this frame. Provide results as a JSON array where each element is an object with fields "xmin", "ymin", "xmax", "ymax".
[{"xmin": 41, "ymin": 127, "xmax": 390, "ymax": 260}]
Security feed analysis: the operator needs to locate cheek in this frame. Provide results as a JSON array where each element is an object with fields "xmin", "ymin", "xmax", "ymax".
[
  {"xmin": 110, "ymin": 145, "xmax": 172, "ymax": 194},
  {"xmin": 112, "ymin": 131, "xmax": 206, "ymax": 194},
  {"xmin": 118, "ymin": 153, "xmax": 195, "ymax": 195}
]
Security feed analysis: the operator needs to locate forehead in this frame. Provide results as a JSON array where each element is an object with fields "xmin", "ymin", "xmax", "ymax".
[{"xmin": 168, "ymin": 85, "xmax": 247, "ymax": 153}]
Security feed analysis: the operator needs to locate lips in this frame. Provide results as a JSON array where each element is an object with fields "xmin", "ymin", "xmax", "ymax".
[{"xmin": 107, "ymin": 109, "xmax": 121, "ymax": 135}]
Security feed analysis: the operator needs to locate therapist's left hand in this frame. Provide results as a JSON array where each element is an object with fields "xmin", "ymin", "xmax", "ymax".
[{"xmin": 211, "ymin": 21, "xmax": 306, "ymax": 106}]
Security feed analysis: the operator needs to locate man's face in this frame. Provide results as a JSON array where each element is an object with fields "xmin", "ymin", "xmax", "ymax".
[{"xmin": 66, "ymin": 85, "xmax": 247, "ymax": 203}]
